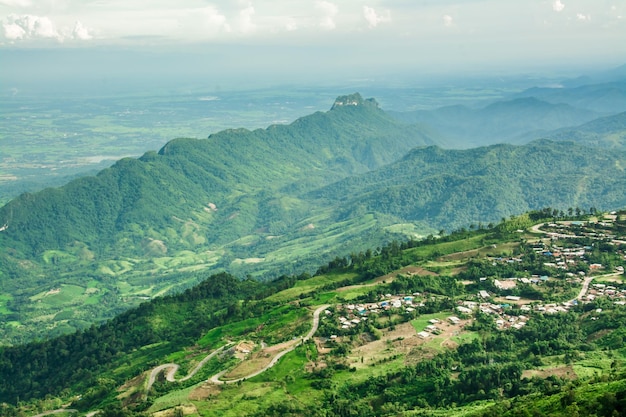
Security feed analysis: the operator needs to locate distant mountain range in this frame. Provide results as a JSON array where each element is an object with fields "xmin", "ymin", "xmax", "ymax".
[
  {"xmin": 389, "ymin": 97, "xmax": 600, "ymax": 148},
  {"xmin": 1, "ymin": 88, "xmax": 626, "ymax": 344},
  {"xmin": 389, "ymin": 77, "xmax": 626, "ymax": 148},
  {"xmin": 514, "ymin": 80, "xmax": 626, "ymax": 114},
  {"xmin": 545, "ymin": 111, "xmax": 626, "ymax": 149}
]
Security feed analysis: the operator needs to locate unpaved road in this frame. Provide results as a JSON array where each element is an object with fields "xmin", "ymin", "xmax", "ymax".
[
  {"xmin": 210, "ymin": 304, "xmax": 329, "ymax": 384},
  {"xmin": 145, "ymin": 344, "xmax": 229, "ymax": 393}
]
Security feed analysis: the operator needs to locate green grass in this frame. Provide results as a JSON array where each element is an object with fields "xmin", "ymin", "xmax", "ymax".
[
  {"xmin": 451, "ymin": 331, "xmax": 480, "ymax": 345},
  {"xmin": 266, "ymin": 272, "xmax": 358, "ymax": 302},
  {"xmin": 404, "ymin": 400, "xmax": 496, "ymax": 416},
  {"xmin": 335, "ymin": 286, "xmax": 376, "ymax": 301},
  {"xmin": 148, "ymin": 384, "xmax": 198, "ymax": 413},
  {"xmin": 197, "ymin": 305, "xmax": 309, "ymax": 348},
  {"xmin": 573, "ymin": 351, "xmax": 616, "ymax": 378},
  {"xmin": 29, "ymin": 284, "xmax": 86, "ymax": 307},
  {"xmin": 310, "ymin": 291, "xmax": 338, "ymax": 304},
  {"xmin": 194, "ymin": 346, "xmax": 324, "ymax": 416},
  {"xmin": 41, "ymin": 250, "xmax": 78, "ymax": 265}
]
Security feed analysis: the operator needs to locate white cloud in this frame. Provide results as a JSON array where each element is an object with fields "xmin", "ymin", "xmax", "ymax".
[
  {"xmin": 1, "ymin": 14, "xmax": 94, "ymax": 42},
  {"xmin": 72, "ymin": 20, "xmax": 92, "ymax": 40},
  {"xmin": 316, "ymin": 1, "xmax": 338, "ymax": 30},
  {"xmin": 236, "ymin": 4, "xmax": 256, "ymax": 34},
  {"xmin": 576, "ymin": 13, "xmax": 589, "ymax": 21},
  {"xmin": 443, "ymin": 14, "xmax": 453, "ymax": 27},
  {"xmin": 3, "ymin": 21, "xmax": 25, "ymax": 39},
  {"xmin": 284, "ymin": 18, "xmax": 298, "ymax": 32},
  {"xmin": 552, "ymin": 0, "xmax": 565, "ymax": 12},
  {"xmin": 2, "ymin": 14, "xmax": 61, "ymax": 41},
  {"xmin": 199, "ymin": 6, "xmax": 230, "ymax": 33},
  {"xmin": 363, "ymin": 6, "xmax": 391, "ymax": 28}
]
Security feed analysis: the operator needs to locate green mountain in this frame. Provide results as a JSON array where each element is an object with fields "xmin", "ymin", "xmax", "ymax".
[
  {"xmin": 389, "ymin": 97, "xmax": 599, "ymax": 148},
  {"xmin": 0, "ymin": 93, "xmax": 440, "ymax": 344},
  {"xmin": 0, "ymin": 93, "xmax": 435, "ymax": 257},
  {"xmin": 309, "ymin": 139, "xmax": 626, "ymax": 231},
  {"xmin": 545, "ymin": 111, "xmax": 626, "ymax": 150},
  {"xmin": 2, "ymin": 93, "xmax": 626, "ymax": 346}
]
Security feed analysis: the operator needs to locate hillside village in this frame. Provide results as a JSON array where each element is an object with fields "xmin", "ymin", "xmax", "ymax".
[{"xmin": 322, "ymin": 216, "xmax": 625, "ymax": 340}]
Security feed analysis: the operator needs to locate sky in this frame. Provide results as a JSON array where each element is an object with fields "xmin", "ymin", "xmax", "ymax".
[{"xmin": 1, "ymin": 0, "xmax": 625, "ymax": 93}]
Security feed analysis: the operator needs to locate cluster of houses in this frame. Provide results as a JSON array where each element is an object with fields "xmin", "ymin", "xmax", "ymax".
[
  {"xmin": 329, "ymin": 294, "xmax": 424, "ymax": 330},
  {"xmin": 583, "ymin": 283, "xmax": 626, "ymax": 305},
  {"xmin": 416, "ymin": 316, "xmax": 461, "ymax": 339},
  {"xmin": 322, "ymin": 218, "xmax": 626, "ymax": 338}
]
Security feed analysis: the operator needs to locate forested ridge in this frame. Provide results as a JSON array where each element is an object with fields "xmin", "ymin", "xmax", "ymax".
[{"xmin": 311, "ymin": 139, "xmax": 626, "ymax": 230}]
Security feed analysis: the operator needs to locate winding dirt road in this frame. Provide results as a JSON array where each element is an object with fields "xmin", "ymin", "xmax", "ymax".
[
  {"xmin": 210, "ymin": 304, "xmax": 329, "ymax": 385},
  {"xmin": 144, "ymin": 304, "xmax": 328, "ymax": 391},
  {"xmin": 145, "ymin": 344, "xmax": 230, "ymax": 394}
]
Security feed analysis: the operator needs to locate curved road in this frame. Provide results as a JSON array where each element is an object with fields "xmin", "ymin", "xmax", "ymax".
[
  {"xmin": 36, "ymin": 304, "xmax": 330, "ymax": 416},
  {"xmin": 145, "ymin": 344, "xmax": 230, "ymax": 394},
  {"xmin": 210, "ymin": 304, "xmax": 329, "ymax": 385}
]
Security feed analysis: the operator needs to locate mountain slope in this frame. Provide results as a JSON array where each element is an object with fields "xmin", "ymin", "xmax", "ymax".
[
  {"xmin": 2, "ymin": 94, "xmax": 626, "ymax": 345},
  {"xmin": 309, "ymin": 139, "xmax": 626, "ymax": 230},
  {"xmin": 0, "ymin": 93, "xmax": 436, "ymax": 257},
  {"xmin": 1, "ymin": 215, "xmax": 625, "ymax": 416},
  {"xmin": 545, "ymin": 111, "xmax": 626, "ymax": 150},
  {"xmin": 0, "ymin": 93, "xmax": 441, "ymax": 344}
]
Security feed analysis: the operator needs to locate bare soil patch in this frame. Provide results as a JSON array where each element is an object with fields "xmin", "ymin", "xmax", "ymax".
[
  {"xmin": 189, "ymin": 383, "xmax": 221, "ymax": 401},
  {"xmin": 223, "ymin": 340, "xmax": 296, "ymax": 379},
  {"xmin": 314, "ymin": 337, "xmax": 332, "ymax": 355},
  {"xmin": 118, "ymin": 373, "xmax": 146, "ymax": 392},
  {"xmin": 233, "ymin": 341, "xmax": 255, "ymax": 360},
  {"xmin": 522, "ymin": 365, "xmax": 577, "ymax": 380},
  {"xmin": 440, "ymin": 249, "xmax": 482, "ymax": 261},
  {"xmin": 348, "ymin": 322, "xmax": 419, "ymax": 368},
  {"xmin": 348, "ymin": 318, "xmax": 472, "ymax": 368},
  {"xmin": 493, "ymin": 296, "xmax": 535, "ymax": 306},
  {"xmin": 597, "ymin": 275, "xmax": 625, "ymax": 283},
  {"xmin": 153, "ymin": 404, "xmax": 197, "ymax": 417}
]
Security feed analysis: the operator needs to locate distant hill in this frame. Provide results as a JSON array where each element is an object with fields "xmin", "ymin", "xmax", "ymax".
[
  {"xmin": 0, "ymin": 93, "xmax": 437, "ymax": 258},
  {"xmin": 514, "ymin": 79, "xmax": 626, "ymax": 114},
  {"xmin": 389, "ymin": 97, "xmax": 599, "ymax": 148},
  {"xmin": 309, "ymin": 139, "xmax": 626, "ymax": 231},
  {"xmin": 544, "ymin": 111, "xmax": 626, "ymax": 150}
]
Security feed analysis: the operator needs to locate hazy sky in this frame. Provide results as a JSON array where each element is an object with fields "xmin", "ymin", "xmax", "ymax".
[{"xmin": 1, "ymin": 1, "xmax": 625, "ymax": 92}]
